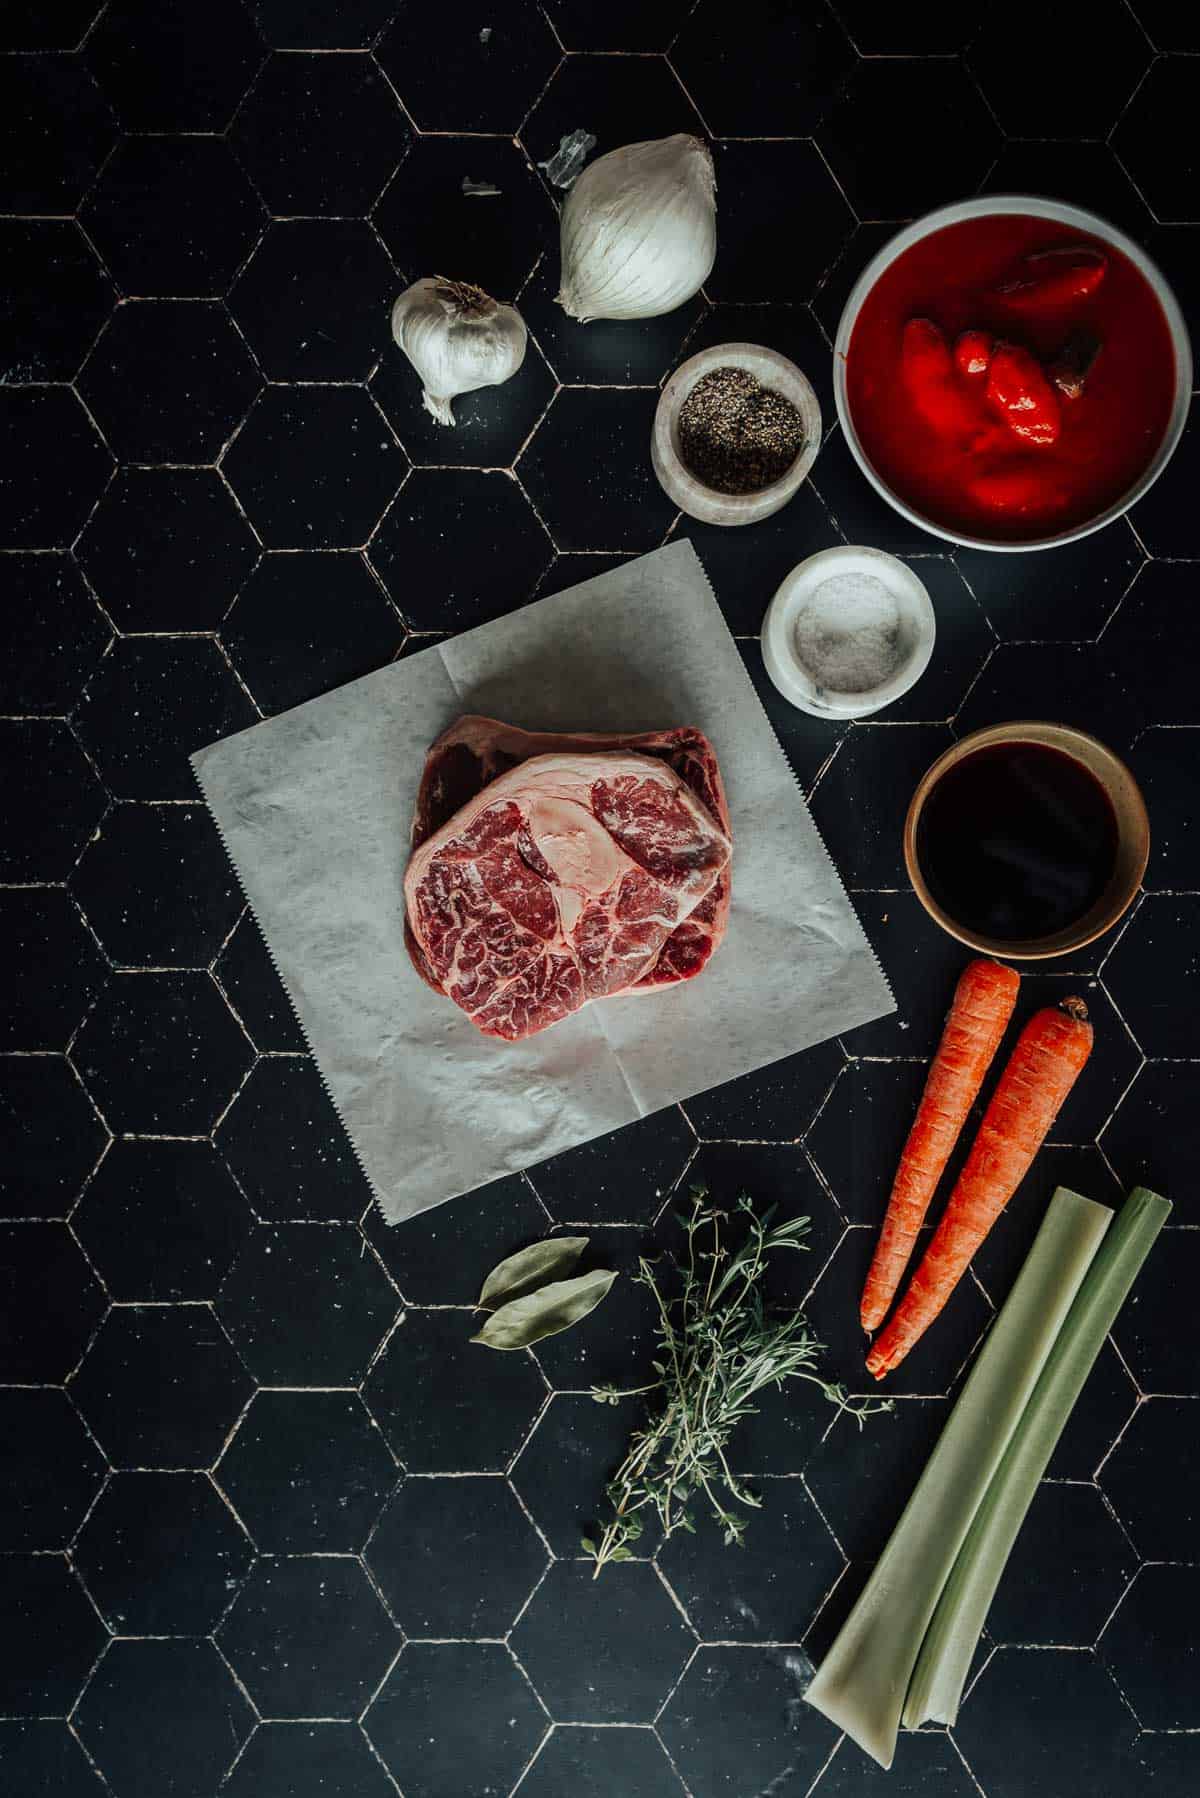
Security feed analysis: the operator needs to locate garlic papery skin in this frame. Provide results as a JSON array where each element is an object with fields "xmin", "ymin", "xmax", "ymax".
[
  {"xmin": 557, "ymin": 134, "xmax": 717, "ymax": 323},
  {"xmin": 390, "ymin": 278, "xmax": 527, "ymax": 425}
]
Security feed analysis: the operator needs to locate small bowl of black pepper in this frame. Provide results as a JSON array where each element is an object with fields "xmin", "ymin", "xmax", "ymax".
[{"xmin": 652, "ymin": 343, "xmax": 822, "ymax": 526}]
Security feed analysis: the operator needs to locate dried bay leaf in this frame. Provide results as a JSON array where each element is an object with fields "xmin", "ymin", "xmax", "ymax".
[
  {"xmin": 477, "ymin": 1235, "xmax": 588, "ymax": 1311},
  {"xmin": 471, "ymin": 1269, "xmax": 618, "ymax": 1350}
]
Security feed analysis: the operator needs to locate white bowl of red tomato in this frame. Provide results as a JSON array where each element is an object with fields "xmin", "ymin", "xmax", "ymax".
[{"xmin": 835, "ymin": 196, "xmax": 1192, "ymax": 552}]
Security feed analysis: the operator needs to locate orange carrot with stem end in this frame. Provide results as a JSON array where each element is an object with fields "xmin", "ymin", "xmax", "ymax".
[
  {"xmin": 860, "ymin": 959, "xmax": 1020, "ymax": 1334},
  {"xmin": 867, "ymin": 997, "xmax": 1094, "ymax": 1380}
]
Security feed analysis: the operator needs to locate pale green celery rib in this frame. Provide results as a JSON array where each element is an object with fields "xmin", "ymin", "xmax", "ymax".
[
  {"xmin": 903, "ymin": 1184, "xmax": 1171, "ymax": 1732},
  {"xmin": 803, "ymin": 1187, "xmax": 1113, "ymax": 1770}
]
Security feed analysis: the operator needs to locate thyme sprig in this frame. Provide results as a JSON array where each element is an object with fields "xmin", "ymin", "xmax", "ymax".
[{"xmin": 583, "ymin": 1187, "xmax": 890, "ymax": 1577}]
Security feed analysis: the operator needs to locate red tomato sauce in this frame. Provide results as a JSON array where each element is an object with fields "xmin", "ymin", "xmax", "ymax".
[{"xmin": 845, "ymin": 214, "xmax": 1177, "ymax": 541}]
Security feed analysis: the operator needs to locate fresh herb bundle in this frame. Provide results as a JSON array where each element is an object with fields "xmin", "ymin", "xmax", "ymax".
[{"xmin": 584, "ymin": 1188, "xmax": 888, "ymax": 1577}]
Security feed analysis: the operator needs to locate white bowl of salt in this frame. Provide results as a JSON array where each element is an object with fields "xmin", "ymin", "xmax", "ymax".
[{"xmin": 761, "ymin": 545, "xmax": 936, "ymax": 720}]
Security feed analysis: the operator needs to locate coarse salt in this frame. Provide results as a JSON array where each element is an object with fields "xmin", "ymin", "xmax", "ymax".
[{"xmin": 792, "ymin": 571, "xmax": 904, "ymax": 695}]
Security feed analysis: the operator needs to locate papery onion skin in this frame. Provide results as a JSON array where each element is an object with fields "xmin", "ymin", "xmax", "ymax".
[{"xmin": 557, "ymin": 134, "xmax": 717, "ymax": 323}]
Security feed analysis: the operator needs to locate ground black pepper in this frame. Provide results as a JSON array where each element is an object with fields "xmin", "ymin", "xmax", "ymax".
[{"xmin": 677, "ymin": 365, "xmax": 805, "ymax": 495}]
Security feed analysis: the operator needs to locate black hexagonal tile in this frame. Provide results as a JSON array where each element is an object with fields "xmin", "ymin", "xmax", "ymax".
[
  {"xmin": 1103, "ymin": 564, "xmax": 1200, "ymax": 725},
  {"xmin": 372, "ymin": 328, "xmax": 557, "ymax": 469},
  {"xmin": 512, "ymin": 1392, "xmax": 660, "ymax": 1560},
  {"xmin": 955, "ymin": 1646, "xmax": 1139, "ymax": 1798},
  {"xmin": 832, "ymin": 2, "xmax": 970, "ymax": 52},
  {"xmin": 535, "ymin": 553, "xmax": 639, "ymax": 600},
  {"xmin": 73, "ymin": 970, "xmax": 252, "ymax": 1134},
  {"xmin": 807, "ymin": 1398, "xmax": 951, "ymax": 1572},
  {"xmin": 246, "ymin": 0, "xmax": 396, "ymax": 44},
  {"xmin": 1130, "ymin": 411, "xmax": 1200, "ymax": 559},
  {"xmin": 364, "ymin": 1307, "xmax": 546, "ymax": 1472},
  {"xmin": 813, "ymin": 424, "xmax": 949, "ymax": 558},
  {"xmin": 370, "ymin": 468, "xmax": 554, "ymax": 627},
  {"xmin": 513, "ymin": 1561, "xmax": 693, "ymax": 1720},
  {"xmin": 1131, "ymin": 1731, "xmax": 1200, "ymax": 1794},
  {"xmin": 366, "ymin": 1644, "xmax": 546, "ymax": 1796},
  {"xmin": 1049, "ymin": 1337, "xmax": 1140, "ymax": 1483},
  {"xmin": 0, "ymin": 1389, "xmax": 106, "ymax": 1552},
  {"xmin": 708, "ymin": 141, "xmax": 855, "ymax": 304},
  {"xmin": 970, "ymin": 4, "xmax": 1151, "ymax": 137},
  {"xmin": 78, "ymin": 301, "xmax": 260, "ymax": 466},
  {"xmin": 223, "ymin": 386, "xmax": 404, "ymax": 549},
  {"xmin": 0, "ymin": 219, "xmax": 112, "ymax": 383},
  {"xmin": 75, "ymin": 636, "xmax": 257, "ymax": 801},
  {"xmin": 2, "ymin": 719, "xmax": 108, "ymax": 885},
  {"xmin": 0, "ymin": 54, "xmax": 115, "ymax": 212},
  {"xmin": 1145, "ymin": 221, "xmax": 1200, "ymax": 350},
  {"xmin": 220, "ymin": 1556, "xmax": 398, "ymax": 1719},
  {"xmin": 377, "ymin": 0, "xmax": 559, "ymax": 132},
  {"xmin": 222, "ymin": 552, "xmax": 403, "ymax": 714},
  {"xmin": 955, "ymin": 641, "xmax": 1145, "ymax": 753},
  {"xmin": 738, "ymin": 639, "xmax": 848, "ymax": 795},
  {"xmin": 660, "ymin": 1647, "xmax": 837, "ymax": 1798},
  {"xmin": 808, "ymin": 1060, "xmax": 937, "ymax": 1228},
  {"xmin": 986, "ymin": 1481, "xmax": 1135, "ymax": 1648},
  {"xmin": 811, "ymin": 725, "xmax": 953, "ymax": 891},
  {"xmin": 1104, "ymin": 896, "xmax": 1200, "ymax": 1057},
  {"xmin": 844, "ymin": 891, "xmax": 982, "ymax": 1057},
  {"xmin": 957, "ymin": 523, "xmax": 1144, "ymax": 644},
  {"xmin": 532, "ymin": 1230, "xmax": 659, "ymax": 1391},
  {"xmin": 520, "ymin": 1726, "xmax": 683, "ymax": 1798},
  {"xmin": 232, "ymin": 51, "xmax": 409, "ymax": 216},
  {"xmin": 0, "ymin": 1721, "xmax": 104, "ymax": 1798},
  {"xmin": 229, "ymin": 220, "xmax": 395, "ymax": 383},
  {"xmin": 1112, "ymin": 58, "xmax": 1199, "ymax": 224},
  {"xmin": 75, "ymin": 1470, "xmax": 252, "ymax": 1634},
  {"xmin": 81, "ymin": 134, "xmax": 265, "ymax": 299},
  {"xmin": 77, "ymin": 467, "xmax": 258, "ymax": 633},
  {"xmin": 224, "ymin": 1722, "xmax": 396, "ymax": 1798},
  {"xmin": 0, "ymin": 1558, "xmax": 106, "ymax": 1717},
  {"xmin": 1100, "ymin": 1563, "xmax": 1200, "ymax": 1730},
  {"xmin": 527, "ymin": 1108, "xmax": 695, "ymax": 1226},
  {"xmin": 1110, "ymin": 1226, "xmax": 1198, "ymax": 1394},
  {"xmin": 73, "ymin": 802, "xmax": 241, "ymax": 969},
  {"xmin": 681, "ymin": 1142, "xmax": 846, "ymax": 1298},
  {"xmin": 71, "ymin": 1304, "xmax": 251, "ymax": 1469},
  {"xmin": 0, "ymin": 1055, "xmax": 106, "ymax": 1219},
  {"xmin": 683, "ymin": 1039, "xmax": 844, "ymax": 1145},
  {"xmin": 1016, "ymin": 977, "xmax": 1138, "ymax": 1142},
  {"xmin": 216, "ymin": 1056, "xmax": 374, "ymax": 1222},
  {"xmin": 819, "ymin": 1730, "xmax": 980, "ymax": 1797},
  {"xmin": 671, "ymin": 0, "xmax": 852, "ymax": 136},
  {"xmin": 819, "ymin": 58, "xmax": 1000, "ymax": 222},
  {"xmin": 0, "ymin": 1223, "xmax": 105, "ymax": 1382},
  {"xmin": 367, "ymin": 1475, "xmax": 548, "ymax": 1635},
  {"xmin": 1129, "ymin": 729, "xmax": 1200, "ymax": 892},
  {"xmin": 520, "ymin": 53, "xmax": 704, "ymax": 174},
  {"xmin": 374, "ymin": 135, "xmax": 554, "ymax": 302},
  {"xmin": 674, "ymin": 480, "xmax": 837, "ymax": 641},
  {"xmin": 213, "ymin": 911, "xmax": 306, "ymax": 1053},
  {"xmin": 73, "ymin": 1138, "xmax": 254, "ymax": 1303},
  {"xmin": 88, "ymin": 0, "xmax": 262, "ymax": 130},
  {"xmin": 660, "ymin": 1475, "xmax": 844, "ymax": 1643},
  {"xmin": 0, "ymin": 387, "xmax": 112, "ymax": 550},
  {"xmin": 0, "ymin": 555, "xmax": 109, "ymax": 717},
  {"xmin": 518, "ymin": 254, "xmax": 705, "ymax": 389},
  {"xmin": 542, "ymin": 0, "xmax": 692, "ymax": 50},
  {"xmin": 217, "ymin": 1223, "xmax": 399, "ymax": 1385},
  {"xmin": 361, "ymin": 1171, "xmax": 548, "ymax": 1305},
  {"xmin": 880, "ymin": 560, "xmax": 993, "ymax": 721},
  {"xmin": 978, "ymin": 140, "xmax": 1154, "ymax": 239},
  {"xmin": 969, "ymin": 1143, "xmax": 1123, "ymax": 1311},
  {"xmin": 0, "ymin": 0, "xmax": 102, "ymax": 47},
  {"xmin": 0, "ymin": 889, "xmax": 105, "ymax": 1051},
  {"xmin": 810, "ymin": 221, "xmax": 900, "ymax": 347},
  {"xmin": 216, "ymin": 1390, "xmax": 396, "ymax": 1552},
  {"xmin": 1100, "ymin": 1397, "xmax": 1198, "ymax": 1558},
  {"xmin": 75, "ymin": 1638, "xmax": 254, "ymax": 1798}
]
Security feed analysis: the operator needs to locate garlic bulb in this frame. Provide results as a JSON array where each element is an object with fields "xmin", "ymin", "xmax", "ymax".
[
  {"xmin": 557, "ymin": 134, "xmax": 717, "ymax": 323},
  {"xmin": 390, "ymin": 278, "xmax": 527, "ymax": 425}
]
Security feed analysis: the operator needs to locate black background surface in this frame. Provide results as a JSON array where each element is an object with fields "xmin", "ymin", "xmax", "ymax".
[{"xmin": 1, "ymin": 3, "xmax": 1196, "ymax": 1794}]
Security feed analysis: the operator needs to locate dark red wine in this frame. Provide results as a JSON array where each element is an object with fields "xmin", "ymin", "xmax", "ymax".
[{"xmin": 915, "ymin": 743, "xmax": 1118, "ymax": 940}]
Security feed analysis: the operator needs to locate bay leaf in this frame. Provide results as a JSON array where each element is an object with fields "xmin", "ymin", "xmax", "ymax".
[
  {"xmin": 471, "ymin": 1269, "xmax": 618, "ymax": 1350},
  {"xmin": 477, "ymin": 1235, "xmax": 588, "ymax": 1311}
]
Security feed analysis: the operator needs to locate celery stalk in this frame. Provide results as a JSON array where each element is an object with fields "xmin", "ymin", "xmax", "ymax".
[
  {"xmin": 803, "ymin": 1187, "xmax": 1112, "ymax": 1769},
  {"xmin": 903, "ymin": 1185, "xmax": 1171, "ymax": 1731}
]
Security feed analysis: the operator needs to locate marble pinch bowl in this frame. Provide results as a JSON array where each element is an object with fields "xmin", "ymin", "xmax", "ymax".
[{"xmin": 652, "ymin": 341, "xmax": 822, "ymax": 526}]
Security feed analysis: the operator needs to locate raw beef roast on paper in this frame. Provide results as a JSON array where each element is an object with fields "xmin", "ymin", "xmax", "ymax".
[{"xmin": 403, "ymin": 718, "xmax": 732, "ymax": 1042}]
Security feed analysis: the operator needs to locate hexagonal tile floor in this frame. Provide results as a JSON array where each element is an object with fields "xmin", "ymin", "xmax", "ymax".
[{"xmin": 2, "ymin": 6, "xmax": 1197, "ymax": 1796}]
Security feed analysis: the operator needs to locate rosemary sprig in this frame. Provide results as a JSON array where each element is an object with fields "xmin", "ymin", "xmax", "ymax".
[{"xmin": 583, "ymin": 1187, "xmax": 890, "ymax": 1577}]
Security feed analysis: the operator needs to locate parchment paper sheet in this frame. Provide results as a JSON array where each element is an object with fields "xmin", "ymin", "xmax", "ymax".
[{"xmin": 193, "ymin": 541, "xmax": 894, "ymax": 1224}]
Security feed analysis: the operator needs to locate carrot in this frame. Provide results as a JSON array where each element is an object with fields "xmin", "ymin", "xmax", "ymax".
[
  {"xmin": 860, "ymin": 959, "xmax": 1020, "ymax": 1334},
  {"xmin": 866, "ymin": 997, "xmax": 1094, "ymax": 1380}
]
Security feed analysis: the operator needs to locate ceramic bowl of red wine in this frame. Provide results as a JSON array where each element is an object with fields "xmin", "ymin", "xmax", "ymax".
[
  {"xmin": 834, "ymin": 195, "xmax": 1192, "ymax": 552},
  {"xmin": 904, "ymin": 722, "xmax": 1149, "ymax": 960}
]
